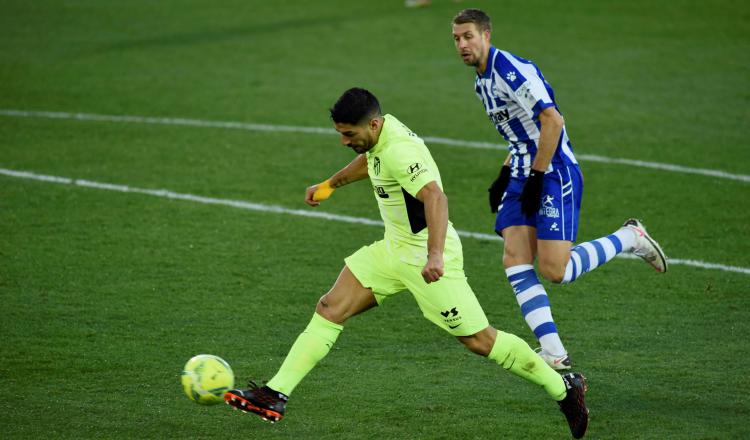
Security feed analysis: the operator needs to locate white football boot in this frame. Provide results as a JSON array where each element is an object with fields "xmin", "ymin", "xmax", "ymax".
[
  {"xmin": 535, "ymin": 347, "xmax": 572, "ymax": 371},
  {"xmin": 622, "ymin": 218, "xmax": 668, "ymax": 273}
]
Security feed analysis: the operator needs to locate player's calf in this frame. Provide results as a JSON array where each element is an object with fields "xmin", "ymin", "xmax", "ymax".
[
  {"xmin": 457, "ymin": 326, "xmax": 497, "ymax": 356},
  {"xmin": 537, "ymin": 262, "xmax": 567, "ymax": 284},
  {"xmin": 536, "ymin": 239, "xmax": 575, "ymax": 284}
]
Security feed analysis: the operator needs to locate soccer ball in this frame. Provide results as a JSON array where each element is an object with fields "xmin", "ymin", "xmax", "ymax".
[{"xmin": 181, "ymin": 354, "xmax": 235, "ymax": 405}]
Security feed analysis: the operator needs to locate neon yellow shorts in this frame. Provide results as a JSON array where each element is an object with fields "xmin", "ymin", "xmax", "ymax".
[{"xmin": 344, "ymin": 240, "xmax": 489, "ymax": 336}]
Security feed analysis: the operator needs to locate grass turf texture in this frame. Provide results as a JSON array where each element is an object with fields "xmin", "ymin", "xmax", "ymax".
[{"xmin": 1, "ymin": 0, "xmax": 749, "ymax": 438}]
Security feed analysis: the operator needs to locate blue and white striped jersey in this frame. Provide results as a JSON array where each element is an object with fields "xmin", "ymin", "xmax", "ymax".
[{"xmin": 475, "ymin": 46, "xmax": 578, "ymax": 177}]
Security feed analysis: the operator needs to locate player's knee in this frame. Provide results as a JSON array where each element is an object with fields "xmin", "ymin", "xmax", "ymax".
[
  {"xmin": 315, "ymin": 294, "xmax": 347, "ymax": 324},
  {"xmin": 503, "ymin": 248, "xmax": 532, "ymax": 268},
  {"xmin": 457, "ymin": 333, "xmax": 493, "ymax": 357},
  {"xmin": 539, "ymin": 263, "xmax": 566, "ymax": 284},
  {"xmin": 457, "ymin": 337, "xmax": 487, "ymax": 356}
]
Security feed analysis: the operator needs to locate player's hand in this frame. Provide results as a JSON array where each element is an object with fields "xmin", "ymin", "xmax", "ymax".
[
  {"xmin": 488, "ymin": 165, "xmax": 511, "ymax": 213},
  {"xmin": 421, "ymin": 253, "xmax": 444, "ymax": 284},
  {"xmin": 305, "ymin": 180, "xmax": 335, "ymax": 207},
  {"xmin": 520, "ymin": 169, "xmax": 544, "ymax": 216}
]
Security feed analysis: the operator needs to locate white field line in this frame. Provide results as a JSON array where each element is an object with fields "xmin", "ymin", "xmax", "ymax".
[
  {"xmin": 2, "ymin": 167, "xmax": 749, "ymax": 276},
  {"xmin": 1, "ymin": 109, "xmax": 749, "ymax": 184}
]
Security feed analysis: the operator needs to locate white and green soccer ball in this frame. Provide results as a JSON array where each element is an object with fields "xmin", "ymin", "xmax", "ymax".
[{"xmin": 181, "ymin": 354, "xmax": 235, "ymax": 405}]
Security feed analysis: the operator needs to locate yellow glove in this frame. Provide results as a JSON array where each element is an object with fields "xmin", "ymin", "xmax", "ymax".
[{"xmin": 312, "ymin": 179, "xmax": 335, "ymax": 201}]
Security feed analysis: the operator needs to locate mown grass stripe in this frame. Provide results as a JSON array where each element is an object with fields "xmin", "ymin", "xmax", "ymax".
[
  {"xmin": 2, "ymin": 167, "xmax": 748, "ymax": 276},
  {"xmin": 1, "ymin": 109, "xmax": 748, "ymax": 183}
]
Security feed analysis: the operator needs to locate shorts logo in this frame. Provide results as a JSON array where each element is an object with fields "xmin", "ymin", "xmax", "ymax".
[
  {"xmin": 373, "ymin": 157, "xmax": 381, "ymax": 175},
  {"xmin": 550, "ymin": 222, "xmax": 560, "ymax": 232},
  {"xmin": 541, "ymin": 194, "xmax": 560, "ymax": 218},
  {"xmin": 375, "ymin": 186, "xmax": 389, "ymax": 198},
  {"xmin": 441, "ymin": 307, "xmax": 462, "ymax": 329},
  {"xmin": 440, "ymin": 307, "xmax": 458, "ymax": 317}
]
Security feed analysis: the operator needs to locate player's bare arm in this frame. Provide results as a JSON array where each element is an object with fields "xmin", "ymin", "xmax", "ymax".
[
  {"xmin": 520, "ymin": 107, "xmax": 565, "ymax": 216},
  {"xmin": 531, "ymin": 107, "xmax": 564, "ymax": 172},
  {"xmin": 305, "ymin": 154, "xmax": 369, "ymax": 206},
  {"xmin": 416, "ymin": 180, "xmax": 448, "ymax": 283}
]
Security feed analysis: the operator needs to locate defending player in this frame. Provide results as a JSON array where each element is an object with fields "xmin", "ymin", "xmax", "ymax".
[
  {"xmin": 451, "ymin": 9, "xmax": 668, "ymax": 370},
  {"xmin": 225, "ymin": 88, "xmax": 589, "ymax": 438}
]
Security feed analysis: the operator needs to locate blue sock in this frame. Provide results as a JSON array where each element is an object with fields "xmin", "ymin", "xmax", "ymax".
[
  {"xmin": 561, "ymin": 227, "xmax": 636, "ymax": 284},
  {"xmin": 506, "ymin": 264, "xmax": 566, "ymax": 356}
]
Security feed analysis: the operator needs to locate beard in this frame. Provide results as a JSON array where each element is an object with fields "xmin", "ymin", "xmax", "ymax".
[
  {"xmin": 350, "ymin": 143, "xmax": 372, "ymax": 154},
  {"xmin": 461, "ymin": 52, "xmax": 478, "ymax": 67}
]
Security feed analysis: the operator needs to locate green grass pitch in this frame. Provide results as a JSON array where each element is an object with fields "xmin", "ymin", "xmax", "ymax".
[{"xmin": 1, "ymin": 1, "xmax": 749, "ymax": 438}]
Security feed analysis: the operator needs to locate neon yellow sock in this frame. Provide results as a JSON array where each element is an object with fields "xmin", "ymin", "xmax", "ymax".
[
  {"xmin": 489, "ymin": 331, "xmax": 567, "ymax": 401},
  {"xmin": 266, "ymin": 313, "xmax": 343, "ymax": 396}
]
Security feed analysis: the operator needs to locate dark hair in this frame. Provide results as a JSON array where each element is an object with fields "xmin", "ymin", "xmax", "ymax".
[
  {"xmin": 329, "ymin": 87, "xmax": 381, "ymax": 125},
  {"xmin": 452, "ymin": 8, "xmax": 492, "ymax": 33}
]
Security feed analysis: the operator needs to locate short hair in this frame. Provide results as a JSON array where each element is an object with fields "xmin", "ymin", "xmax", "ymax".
[
  {"xmin": 452, "ymin": 8, "xmax": 492, "ymax": 34},
  {"xmin": 329, "ymin": 87, "xmax": 381, "ymax": 125}
]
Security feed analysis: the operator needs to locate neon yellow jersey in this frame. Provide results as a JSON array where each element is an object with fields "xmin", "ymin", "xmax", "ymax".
[{"xmin": 366, "ymin": 114, "xmax": 463, "ymax": 266}]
